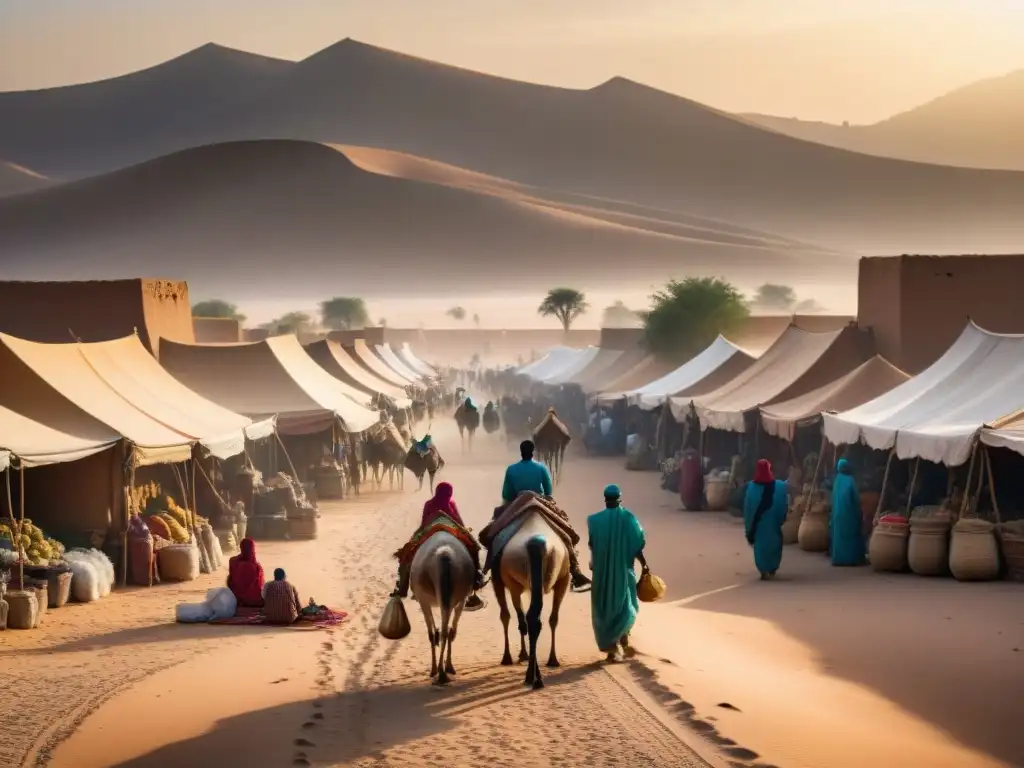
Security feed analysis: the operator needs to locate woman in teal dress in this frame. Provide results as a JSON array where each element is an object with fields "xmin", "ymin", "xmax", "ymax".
[
  {"xmin": 830, "ymin": 458, "xmax": 866, "ymax": 566},
  {"xmin": 743, "ymin": 459, "xmax": 788, "ymax": 580}
]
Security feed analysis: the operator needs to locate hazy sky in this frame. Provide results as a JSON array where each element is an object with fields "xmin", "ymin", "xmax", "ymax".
[{"xmin": 3, "ymin": 0, "xmax": 1024, "ymax": 123}]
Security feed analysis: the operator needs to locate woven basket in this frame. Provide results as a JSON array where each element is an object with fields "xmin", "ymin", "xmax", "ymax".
[
  {"xmin": 157, "ymin": 543, "xmax": 200, "ymax": 582},
  {"xmin": 908, "ymin": 527, "xmax": 950, "ymax": 577},
  {"xmin": 798, "ymin": 513, "xmax": 829, "ymax": 552},
  {"xmin": 949, "ymin": 519, "xmax": 999, "ymax": 582},
  {"xmin": 782, "ymin": 507, "xmax": 802, "ymax": 545},
  {"xmin": 5, "ymin": 589, "xmax": 38, "ymax": 630},
  {"xmin": 705, "ymin": 479, "xmax": 730, "ymax": 511},
  {"xmin": 869, "ymin": 522, "xmax": 910, "ymax": 572},
  {"xmin": 998, "ymin": 530, "xmax": 1024, "ymax": 582}
]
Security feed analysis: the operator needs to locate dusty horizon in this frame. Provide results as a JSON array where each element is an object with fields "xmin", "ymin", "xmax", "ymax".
[{"xmin": 4, "ymin": 1, "xmax": 1024, "ymax": 124}]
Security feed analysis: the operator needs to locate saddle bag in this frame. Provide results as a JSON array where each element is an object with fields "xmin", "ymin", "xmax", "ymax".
[{"xmin": 378, "ymin": 595, "xmax": 412, "ymax": 640}]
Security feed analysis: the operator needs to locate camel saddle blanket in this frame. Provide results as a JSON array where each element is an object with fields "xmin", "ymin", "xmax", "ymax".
[
  {"xmin": 532, "ymin": 410, "xmax": 571, "ymax": 441},
  {"xmin": 412, "ymin": 436, "xmax": 433, "ymax": 456},
  {"xmin": 393, "ymin": 517, "xmax": 478, "ymax": 565},
  {"xmin": 479, "ymin": 491, "xmax": 579, "ymax": 551}
]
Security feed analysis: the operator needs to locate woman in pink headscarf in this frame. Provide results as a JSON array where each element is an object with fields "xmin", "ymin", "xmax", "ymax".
[{"xmin": 420, "ymin": 482, "xmax": 464, "ymax": 528}]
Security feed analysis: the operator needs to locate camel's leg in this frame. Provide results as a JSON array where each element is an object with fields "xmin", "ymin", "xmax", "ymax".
[
  {"xmin": 429, "ymin": 471, "xmax": 436, "ymax": 494},
  {"xmin": 493, "ymin": 575, "xmax": 514, "ymax": 665},
  {"xmin": 417, "ymin": 472, "xmax": 424, "ymax": 491},
  {"xmin": 509, "ymin": 585, "xmax": 529, "ymax": 663},
  {"xmin": 524, "ymin": 582, "xmax": 545, "ymax": 690},
  {"xmin": 547, "ymin": 571, "xmax": 570, "ymax": 668},
  {"xmin": 436, "ymin": 602, "xmax": 451, "ymax": 687},
  {"xmin": 445, "ymin": 602, "xmax": 463, "ymax": 676},
  {"xmin": 419, "ymin": 602, "xmax": 439, "ymax": 679}
]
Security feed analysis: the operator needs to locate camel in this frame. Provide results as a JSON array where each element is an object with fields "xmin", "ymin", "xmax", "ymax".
[
  {"xmin": 410, "ymin": 531, "xmax": 476, "ymax": 685},
  {"xmin": 492, "ymin": 509, "xmax": 571, "ymax": 690},
  {"xmin": 454, "ymin": 402, "xmax": 481, "ymax": 453},
  {"xmin": 362, "ymin": 421, "xmax": 407, "ymax": 490},
  {"xmin": 532, "ymin": 409, "xmax": 571, "ymax": 483},
  {"xmin": 482, "ymin": 403, "xmax": 501, "ymax": 435},
  {"xmin": 404, "ymin": 441, "xmax": 445, "ymax": 492}
]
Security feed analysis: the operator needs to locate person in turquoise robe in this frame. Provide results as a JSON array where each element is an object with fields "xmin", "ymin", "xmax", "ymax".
[
  {"xmin": 587, "ymin": 484, "xmax": 647, "ymax": 660},
  {"xmin": 743, "ymin": 459, "xmax": 788, "ymax": 580},
  {"xmin": 830, "ymin": 458, "xmax": 866, "ymax": 566}
]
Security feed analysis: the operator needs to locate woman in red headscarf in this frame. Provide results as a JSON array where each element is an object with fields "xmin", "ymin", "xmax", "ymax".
[
  {"xmin": 227, "ymin": 537, "xmax": 265, "ymax": 608},
  {"xmin": 742, "ymin": 459, "xmax": 788, "ymax": 580}
]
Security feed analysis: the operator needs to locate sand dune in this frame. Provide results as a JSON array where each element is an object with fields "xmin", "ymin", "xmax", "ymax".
[
  {"xmin": 5, "ymin": 39, "xmax": 1024, "ymax": 253},
  {"xmin": 0, "ymin": 160, "xmax": 49, "ymax": 197},
  {"xmin": 744, "ymin": 68, "xmax": 1024, "ymax": 172},
  {"xmin": 0, "ymin": 140, "xmax": 850, "ymax": 299}
]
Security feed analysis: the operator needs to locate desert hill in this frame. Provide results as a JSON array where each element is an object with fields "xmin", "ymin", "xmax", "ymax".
[
  {"xmin": 4, "ymin": 40, "xmax": 1024, "ymax": 253},
  {"xmin": 0, "ymin": 160, "xmax": 49, "ymax": 197},
  {"xmin": 743, "ymin": 69, "xmax": 1024, "ymax": 171},
  {"xmin": 0, "ymin": 140, "xmax": 847, "ymax": 299}
]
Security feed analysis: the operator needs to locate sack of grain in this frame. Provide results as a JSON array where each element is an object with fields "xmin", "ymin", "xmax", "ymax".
[
  {"xmin": 907, "ymin": 523, "xmax": 950, "ymax": 577},
  {"xmin": 782, "ymin": 505, "xmax": 802, "ymax": 545},
  {"xmin": 158, "ymin": 543, "xmax": 201, "ymax": 582},
  {"xmin": 798, "ymin": 512, "xmax": 829, "ymax": 552},
  {"xmin": 65, "ymin": 555, "xmax": 100, "ymax": 602},
  {"xmin": 949, "ymin": 518, "xmax": 999, "ymax": 582},
  {"xmin": 705, "ymin": 478, "xmax": 731, "ymax": 511},
  {"xmin": 869, "ymin": 518, "xmax": 910, "ymax": 572}
]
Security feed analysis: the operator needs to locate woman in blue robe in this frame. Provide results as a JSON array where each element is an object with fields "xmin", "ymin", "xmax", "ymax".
[
  {"xmin": 830, "ymin": 458, "xmax": 866, "ymax": 566},
  {"xmin": 743, "ymin": 459, "xmax": 788, "ymax": 580}
]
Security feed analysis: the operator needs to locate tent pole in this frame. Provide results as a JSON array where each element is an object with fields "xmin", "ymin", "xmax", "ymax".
[
  {"xmin": 904, "ymin": 458, "xmax": 920, "ymax": 517},
  {"xmin": 18, "ymin": 462, "xmax": 25, "ymax": 590},
  {"xmin": 804, "ymin": 433, "xmax": 827, "ymax": 516},
  {"xmin": 983, "ymin": 446, "xmax": 1002, "ymax": 525},
  {"xmin": 874, "ymin": 448, "xmax": 895, "ymax": 524},
  {"xmin": 958, "ymin": 444, "xmax": 978, "ymax": 518},
  {"xmin": 275, "ymin": 430, "xmax": 302, "ymax": 482}
]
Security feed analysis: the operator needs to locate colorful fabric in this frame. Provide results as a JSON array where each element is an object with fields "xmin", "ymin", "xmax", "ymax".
[
  {"xmin": 421, "ymin": 482, "xmax": 464, "ymax": 527},
  {"xmin": 588, "ymin": 504, "xmax": 645, "ymax": 652},
  {"xmin": 262, "ymin": 579, "xmax": 302, "ymax": 624},
  {"xmin": 413, "ymin": 435, "xmax": 433, "ymax": 456},
  {"xmin": 604, "ymin": 484, "xmax": 621, "ymax": 499},
  {"xmin": 743, "ymin": 480, "xmax": 788, "ymax": 575},
  {"xmin": 481, "ymin": 492, "xmax": 579, "ymax": 549},
  {"xmin": 830, "ymin": 459, "xmax": 866, "ymax": 566},
  {"xmin": 491, "ymin": 515, "xmax": 529, "ymax": 561},
  {"xmin": 394, "ymin": 517, "xmax": 479, "ymax": 565},
  {"xmin": 753, "ymin": 459, "xmax": 775, "ymax": 484},
  {"xmin": 501, "ymin": 459, "xmax": 553, "ymax": 502},
  {"xmin": 211, "ymin": 607, "xmax": 348, "ymax": 628},
  {"xmin": 227, "ymin": 537, "xmax": 264, "ymax": 608}
]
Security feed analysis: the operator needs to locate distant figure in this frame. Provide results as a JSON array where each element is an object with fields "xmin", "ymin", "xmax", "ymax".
[
  {"xmin": 743, "ymin": 460, "xmax": 788, "ymax": 580},
  {"xmin": 227, "ymin": 537, "xmax": 265, "ymax": 608},
  {"xmin": 587, "ymin": 484, "xmax": 647, "ymax": 661},
  {"xmin": 830, "ymin": 459, "xmax": 866, "ymax": 566},
  {"xmin": 262, "ymin": 568, "xmax": 303, "ymax": 624}
]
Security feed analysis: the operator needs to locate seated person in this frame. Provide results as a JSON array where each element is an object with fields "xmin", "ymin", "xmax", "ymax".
[
  {"xmin": 227, "ymin": 537, "xmax": 264, "ymax": 608},
  {"xmin": 392, "ymin": 482, "xmax": 487, "ymax": 610},
  {"xmin": 483, "ymin": 439, "xmax": 592, "ymax": 591},
  {"xmin": 262, "ymin": 568, "xmax": 303, "ymax": 625}
]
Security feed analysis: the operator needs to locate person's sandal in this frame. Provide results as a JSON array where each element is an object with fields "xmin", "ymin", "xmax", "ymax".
[
  {"xmin": 464, "ymin": 593, "xmax": 486, "ymax": 611},
  {"xmin": 570, "ymin": 573, "xmax": 592, "ymax": 593}
]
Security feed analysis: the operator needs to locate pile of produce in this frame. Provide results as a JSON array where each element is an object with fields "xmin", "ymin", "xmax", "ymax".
[
  {"xmin": 132, "ymin": 481, "xmax": 200, "ymax": 545},
  {"xmin": 0, "ymin": 519, "xmax": 67, "ymax": 566}
]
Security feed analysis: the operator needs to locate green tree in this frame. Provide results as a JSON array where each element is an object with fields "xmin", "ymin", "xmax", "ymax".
[
  {"xmin": 446, "ymin": 306, "xmax": 467, "ymax": 321},
  {"xmin": 751, "ymin": 283, "xmax": 797, "ymax": 312},
  {"xmin": 320, "ymin": 297, "xmax": 369, "ymax": 330},
  {"xmin": 267, "ymin": 311, "xmax": 314, "ymax": 335},
  {"xmin": 795, "ymin": 298, "xmax": 827, "ymax": 313},
  {"xmin": 601, "ymin": 300, "xmax": 640, "ymax": 328},
  {"xmin": 538, "ymin": 288, "xmax": 588, "ymax": 332},
  {"xmin": 191, "ymin": 299, "xmax": 245, "ymax": 322},
  {"xmin": 643, "ymin": 277, "xmax": 749, "ymax": 361}
]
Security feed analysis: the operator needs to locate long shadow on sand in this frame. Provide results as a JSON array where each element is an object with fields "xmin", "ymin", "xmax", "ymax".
[
  {"xmin": 108, "ymin": 662, "xmax": 602, "ymax": 767},
  {"xmin": 684, "ymin": 551, "xmax": 1024, "ymax": 767}
]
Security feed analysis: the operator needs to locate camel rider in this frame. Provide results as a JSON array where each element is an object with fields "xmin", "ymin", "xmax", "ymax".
[
  {"xmin": 483, "ymin": 439, "xmax": 592, "ymax": 591},
  {"xmin": 464, "ymin": 396, "xmax": 478, "ymax": 412}
]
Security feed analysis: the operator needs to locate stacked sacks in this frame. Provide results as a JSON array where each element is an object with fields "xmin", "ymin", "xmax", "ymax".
[
  {"xmin": 869, "ymin": 513, "xmax": 910, "ymax": 572},
  {"xmin": 907, "ymin": 507, "xmax": 953, "ymax": 577},
  {"xmin": 949, "ymin": 518, "xmax": 1000, "ymax": 582},
  {"xmin": 798, "ymin": 492, "xmax": 830, "ymax": 552},
  {"xmin": 997, "ymin": 520, "xmax": 1024, "ymax": 582}
]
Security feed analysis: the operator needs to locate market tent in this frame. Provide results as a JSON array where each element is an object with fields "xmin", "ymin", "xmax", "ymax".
[
  {"xmin": 760, "ymin": 356, "xmax": 909, "ymax": 442},
  {"xmin": 516, "ymin": 347, "xmax": 568, "ymax": 376},
  {"xmin": 599, "ymin": 336, "xmax": 753, "ymax": 409},
  {"xmin": 305, "ymin": 340, "xmax": 412, "ymax": 407},
  {"xmin": 0, "ymin": 333, "xmax": 195, "ymax": 465},
  {"xmin": 160, "ymin": 336, "xmax": 380, "ymax": 435},
  {"xmin": 536, "ymin": 347, "xmax": 599, "ymax": 384},
  {"xmin": 823, "ymin": 322, "xmax": 1024, "ymax": 466},
  {"xmin": 352, "ymin": 339, "xmax": 411, "ymax": 388},
  {"xmin": 399, "ymin": 342, "xmax": 437, "ymax": 377},
  {"xmin": 0, "ymin": 403, "xmax": 119, "ymax": 469},
  {"xmin": 980, "ymin": 411, "xmax": 1024, "ymax": 457},
  {"xmin": 574, "ymin": 348, "xmax": 651, "ymax": 393},
  {"xmin": 560, "ymin": 348, "xmax": 624, "ymax": 388},
  {"xmin": 376, "ymin": 343, "xmax": 424, "ymax": 383},
  {"xmin": 78, "ymin": 335, "xmax": 274, "ymax": 459},
  {"xmin": 682, "ymin": 325, "xmax": 873, "ymax": 432},
  {"xmin": 594, "ymin": 356, "xmax": 677, "ymax": 398},
  {"xmin": 521, "ymin": 347, "xmax": 581, "ymax": 380}
]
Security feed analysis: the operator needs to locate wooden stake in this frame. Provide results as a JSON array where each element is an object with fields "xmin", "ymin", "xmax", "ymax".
[
  {"xmin": 904, "ymin": 458, "xmax": 920, "ymax": 517},
  {"xmin": 804, "ymin": 433, "xmax": 828, "ymax": 516},
  {"xmin": 958, "ymin": 445, "xmax": 978, "ymax": 518},
  {"xmin": 983, "ymin": 446, "xmax": 1002, "ymax": 525},
  {"xmin": 874, "ymin": 448, "xmax": 895, "ymax": 524}
]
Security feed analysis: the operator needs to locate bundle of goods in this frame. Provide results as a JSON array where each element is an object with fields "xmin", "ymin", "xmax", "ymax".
[
  {"xmin": 704, "ymin": 468, "xmax": 732, "ymax": 511},
  {"xmin": 314, "ymin": 460, "xmax": 345, "ymax": 500},
  {"xmin": 65, "ymin": 548, "xmax": 115, "ymax": 603},
  {"xmin": 997, "ymin": 520, "xmax": 1024, "ymax": 582},
  {"xmin": 660, "ymin": 456, "xmax": 680, "ymax": 492},
  {"xmin": 157, "ymin": 541, "xmax": 201, "ymax": 582},
  {"xmin": 20, "ymin": 573, "xmax": 48, "ymax": 624},
  {"xmin": 127, "ymin": 513, "xmax": 156, "ymax": 587},
  {"xmin": 869, "ymin": 514, "xmax": 910, "ymax": 572},
  {"xmin": 798, "ymin": 495, "xmax": 830, "ymax": 552},
  {"xmin": 782, "ymin": 494, "xmax": 803, "ymax": 545},
  {"xmin": 24, "ymin": 562, "xmax": 73, "ymax": 609},
  {"xmin": 624, "ymin": 434, "xmax": 647, "ymax": 471},
  {"xmin": 199, "ymin": 523, "xmax": 225, "ymax": 570},
  {"xmin": 948, "ymin": 517, "xmax": 999, "ymax": 582},
  {"xmin": 175, "ymin": 586, "xmax": 237, "ymax": 623},
  {"xmin": 907, "ymin": 506, "xmax": 952, "ymax": 577},
  {"xmin": 4, "ymin": 588, "xmax": 38, "ymax": 630}
]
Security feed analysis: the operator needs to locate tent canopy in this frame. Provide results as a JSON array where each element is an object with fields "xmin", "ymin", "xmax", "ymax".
[
  {"xmin": 604, "ymin": 336, "xmax": 754, "ymax": 410},
  {"xmin": 0, "ymin": 402, "xmax": 118, "ymax": 469},
  {"xmin": 160, "ymin": 336, "xmax": 379, "ymax": 435},
  {"xmin": 823, "ymin": 322, "xmax": 1024, "ymax": 466},
  {"xmin": 376, "ymin": 343, "xmax": 423, "ymax": 384},
  {"xmin": 594, "ymin": 356, "xmax": 677, "ymax": 398},
  {"xmin": 516, "ymin": 347, "xmax": 569, "ymax": 377},
  {"xmin": 575, "ymin": 348, "xmax": 649, "ymax": 393},
  {"xmin": 305, "ymin": 340, "xmax": 412, "ymax": 407},
  {"xmin": 536, "ymin": 347, "xmax": 599, "ymax": 384},
  {"xmin": 684, "ymin": 325, "xmax": 873, "ymax": 432},
  {"xmin": 79, "ymin": 335, "xmax": 271, "ymax": 459},
  {"xmin": 561, "ymin": 349, "xmax": 624, "ymax": 388},
  {"xmin": 352, "ymin": 339, "xmax": 411, "ymax": 388},
  {"xmin": 0, "ymin": 332, "xmax": 194, "ymax": 465},
  {"xmin": 760, "ymin": 356, "xmax": 909, "ymax": 442},
  {"xmin": 981, "ymin": 411, "xmax": 1024, "ymax": 458},
  {"xmin": 399, "ymin": 342, "xmax": 437, "ymax": 377}
]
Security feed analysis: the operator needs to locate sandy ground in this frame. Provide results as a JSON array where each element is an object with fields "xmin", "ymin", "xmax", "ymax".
[{"xmin": 3, "ymin": 423, "xmax": 1022, "ymax": 768}]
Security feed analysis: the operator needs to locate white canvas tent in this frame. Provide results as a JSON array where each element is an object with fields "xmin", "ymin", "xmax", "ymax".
[
  {"xmin": 536, "ymin": 347, "xmax": 600, "ymax": 384},
  {"xmin": 399, "ymin": 342, "xmax": 437, "ymax": 377},
  {"xmin": 823, "ymin": 322, "xmax": 1024, "ymax": 466},
  {"xmin": 523, "ymin": 347, "xmax": 590, "ymax": 382},
  {"xmin": 376, "ymin": 343, "xmax": 423, "ymax": 383}
]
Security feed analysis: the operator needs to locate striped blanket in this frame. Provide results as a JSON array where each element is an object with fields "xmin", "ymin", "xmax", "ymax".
[{"xmin": 393, "ymin": 515, "xmax": 478, "ymax": 565}]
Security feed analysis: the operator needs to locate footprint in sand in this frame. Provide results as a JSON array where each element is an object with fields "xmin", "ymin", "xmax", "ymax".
[
  {"xmin": 312, "ymin": 713, "xmax": 324, "ymax": 720},
  {"xmin": 294, "ymin": 738, "xmax": 315, "ymax": 747},
  {"xmin": 301, "ymin": 721, "xmax": 317, "ymax": 729},
  {"xmin": 724, "ymin": 746, "xmax": 761, "ymax": 761},
  {"xmin": 293, "ymin": 758, "xmax": 310, "ymax": 766}
]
